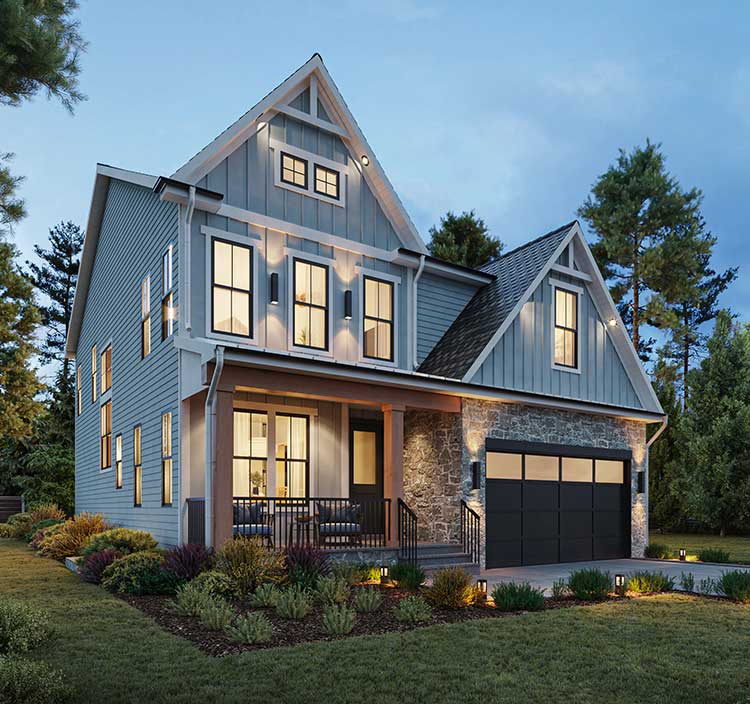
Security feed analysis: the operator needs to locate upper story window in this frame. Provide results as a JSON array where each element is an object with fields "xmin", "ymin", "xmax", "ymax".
[
  {"xmin": 363, "ymin": 277, "xmax": 394, "ymax": 362},
  {"xmin": 141, "ymin": 276, "xmax": 151, "ymax": 358},
  {"xmin": 161, "ymin": 245, "xmax": 174, "ymax": 340},
  {"xmin": 100, "ymin": 345, "xmax": 112, "ymax": 394},
  {"xmin": 100, "ymin": 400, "xmax": 112, "ymax": 470},
  {"xmin": 212, "ymin": 239, "xmax": 252, "ymax": 337},
  {"xmin": 91, "ymin": 345, "xmax": 97, "ymax": 403},
  {"xmin": 314, "ymin": 164, "xmax": 339, "ymax": 200},
  {"xmin": 293, "ymin": 259, "xmax": 328, "ymax": 350},
  {"xmin": 281, "ymin": 152, "xmax": 307, "ymax": 189},
  {"xmin": 161, "ymin": 412, "xmax": 172, "ymax": 506},
  {"xmin": 554, "ymin": 287, "xmax": 578, "ymax": 369}
]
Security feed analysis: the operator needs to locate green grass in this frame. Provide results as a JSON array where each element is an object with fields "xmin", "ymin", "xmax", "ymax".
[
  {"xmin": 649, "ymin": 531, "xmax": 750, "ymax": 563},
  {"xmin": 3, "ymin": 540, "xmax": 750, "ymax": 703}
]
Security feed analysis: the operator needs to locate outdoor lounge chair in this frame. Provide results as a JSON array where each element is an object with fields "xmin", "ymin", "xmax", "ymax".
[
  {"xmin": 233, "ymin": 502, "xmax": 274, "ymax": 547},
  {"xmin": 315, "ymin": 502, "xmax": 362, "ymax": 547}
]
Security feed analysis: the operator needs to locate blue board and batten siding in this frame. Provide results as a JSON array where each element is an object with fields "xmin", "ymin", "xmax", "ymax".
[
  {"xmin": 470, "ymin": 272, "xmax": 642, "ymax": 409},
  {"xmin": 75, "ymin": 179, "xmax": 180, "ymax": 546}
]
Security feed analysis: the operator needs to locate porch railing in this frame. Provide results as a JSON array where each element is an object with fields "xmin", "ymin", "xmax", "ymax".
[
  {"xmin": 397, "ymin": 498, "xmax": 418, "ymax": 565},
  {"xmin": 460, "ymin": 499, "xmax": 480, "ymax": 565},
  {"xmin": 233, "ymin": 497, "xmax": 391, "ymax": 551}
]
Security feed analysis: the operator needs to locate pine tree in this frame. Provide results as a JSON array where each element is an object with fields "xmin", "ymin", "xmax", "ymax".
[
  {"xmin": 0, "ymin": 152, "xmax": 26, "ymax": 230},
  {"xmin": 428, "ymin": 210, "xmax": 502, "ymax": 268},
  {"xmin": 578, "ymin": 141, "xmax": 702, "ymax": 359}
]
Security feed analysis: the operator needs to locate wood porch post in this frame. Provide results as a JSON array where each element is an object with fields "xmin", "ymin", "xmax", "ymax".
[
  {"xmin": 213, "ymin": 387, "xmax": 234, "ymax": 548},
  {"xmin": 382, "ymin": 403, "xmax": 405, "ymax": 547}
]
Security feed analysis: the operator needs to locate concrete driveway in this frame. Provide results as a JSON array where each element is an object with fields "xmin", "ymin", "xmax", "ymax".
[{"xmin": 481, "ymin": 558, "xmax": 750, "ymax": 594}]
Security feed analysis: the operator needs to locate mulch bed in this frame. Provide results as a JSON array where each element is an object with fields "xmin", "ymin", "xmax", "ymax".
[{"xmin": 118, "ymin": 585, "xmax": 619, "ymax": 657}]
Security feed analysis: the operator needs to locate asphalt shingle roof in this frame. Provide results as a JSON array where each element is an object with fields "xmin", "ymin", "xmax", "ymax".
[{"xmin": 417, "ymin": 221, "xmax": 576, "ymax": 380}]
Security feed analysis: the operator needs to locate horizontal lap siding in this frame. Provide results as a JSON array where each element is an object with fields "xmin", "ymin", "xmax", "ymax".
[{"xmin": 75, "ymin": 179, "xmax": 180, "ymax": 546}]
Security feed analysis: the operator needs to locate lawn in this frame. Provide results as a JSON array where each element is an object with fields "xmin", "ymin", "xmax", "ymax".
[
  {"xmin": 649, "ymin": 531, "xmax": 750, "ymax": 563},
  {"xmin": 2, "ymin": 540, "xmax": 750, "ymax": 704}
]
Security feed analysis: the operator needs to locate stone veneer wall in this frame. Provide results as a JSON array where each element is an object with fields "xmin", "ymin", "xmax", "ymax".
[{"xmin": 403, "ymin": 399, "xmax": 648, "ymax": 566}]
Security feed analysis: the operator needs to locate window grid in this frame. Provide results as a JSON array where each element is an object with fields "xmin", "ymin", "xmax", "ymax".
[
  {"xmin": 293, "ymin": 259, "xmax": 328, "ymax": 350},
  {"xmin": 161, "ymin": 246, "xmax": 174, "ymax": 340},
  {"xmin": 280, "ymin": 152, "xmax": 307, "ymax": 189},
  {"xmin": 115, "ymin": 434, "xmax": 123, "ymax": 489},
  {"xmin": 91, "ymin": 345, "xmax": 97, "ymax": 402},
  {"xmin": 313, "ymin": 164, "xmax": 339, "ymax": 199},
  {"xmin": 554, "ymin": 288, "xmax": 578, "ymax": 369},
  {"xmin": 275, "ymin": 413, "xmax": 310, "ymax": 499},
  {"xmin": 212, "ymin": 239, "xmax": 253, "ymax": 337},
  {"xmin": 100, "ymin": 401, "xmax": 112, "ymax": 469},
  {"xmin": 133, "ymin": 425, "xmax": 142, "ymax": 507},
  {"xmin": 161, "ymin": 412, "xmax": 172, "ymax": 506},
  {"xmin": 141, "ymin": 276, "xmax": 151, "ymax": 358},
  {"xmin": 100, "ymin": 345, "xmax": 112, "ymax": 394},
  {"xmin": 363, "ymin": 277, "xmax": 394, "ymax": 361}
]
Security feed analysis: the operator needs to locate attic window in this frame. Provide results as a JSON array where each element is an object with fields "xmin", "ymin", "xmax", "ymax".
[
  {"xmin": 314, "ymin": 164, "xmax": 339, "ymax": 200},
  {"xmin": 554, "ymin": 287, "xmax": 578, "ymax": 369},
  {"xmin": 281, "ymin": 152, "xmax": 307, "ymax": 189}
]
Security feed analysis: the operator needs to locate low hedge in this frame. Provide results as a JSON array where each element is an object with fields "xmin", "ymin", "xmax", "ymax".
[
  {"xmin": 101, "ymin": 552, "xmax": 180, "ymax": 595},
  {"xmin": 80, "ymin": 528, "xmax": 157, "ymax": 558}
]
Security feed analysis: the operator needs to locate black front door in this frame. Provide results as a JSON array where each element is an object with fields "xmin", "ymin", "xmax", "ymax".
[{"xmin": 349, "ymin": 419, "xmax": 384, "ymax": 534}]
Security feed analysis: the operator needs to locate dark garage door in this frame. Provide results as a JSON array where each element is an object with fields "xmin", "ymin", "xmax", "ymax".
[{"xmin": 485, "ymin": 441, "xmax": 631, "ymax": 568}]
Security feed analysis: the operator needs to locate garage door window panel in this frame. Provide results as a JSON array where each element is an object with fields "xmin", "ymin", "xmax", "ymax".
[
  {"xmin": 486, "ymin": 452, "xmax": 522, "ymax": 480},
  {"xmin": 525, "ymin": 454, "xmax": 559, "ymax": 481},
  {"xmin": 562, "ymin": 457, "xmax": 593, "ymax": 482}
]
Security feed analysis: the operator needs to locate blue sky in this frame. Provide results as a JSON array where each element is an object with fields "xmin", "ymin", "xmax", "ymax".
[{"xmin": 4, "ymin": 0, "xmax": 749, "ymax": 324}]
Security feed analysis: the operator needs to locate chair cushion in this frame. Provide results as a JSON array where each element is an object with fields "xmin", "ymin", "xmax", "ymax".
[
  {"xmin": 316, "ymin": 502, "xmax": 361, "ymax": 524},
  {"xmin": 319, "ymin": 522, "xmax": 361, "ymax": 536},
  {"xmin": 233, "ymin": 524, "xmax": 272, "ymax": 537},
  {"xmin": 233, "ymin": 503, "xmax": 264, "ymax": 525}
]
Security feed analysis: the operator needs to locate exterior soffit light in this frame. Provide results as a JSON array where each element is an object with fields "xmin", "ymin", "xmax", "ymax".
[
  {"xmin": 361, "ymin": 155, "xmax": 370, "ymax": 166},
  {"xmin": 607, "ymin": 317, "xmax": 618, "ymax": 327}
]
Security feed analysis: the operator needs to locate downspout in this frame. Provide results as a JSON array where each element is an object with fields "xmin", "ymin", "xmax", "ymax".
[
  {"xmin": 183, "ymin": 186, "xmax": 196, "ymax": 333},
  {"xmin": 204, "ymin": 346, "xmax": 225, "ymax": 548},
  {"xmin": 412, "ymin": 254, "xmax": 426, "ymax": 369},
  {"xmin": 642, "ymin": 415, "xmax": 668, "ymax": 540}
]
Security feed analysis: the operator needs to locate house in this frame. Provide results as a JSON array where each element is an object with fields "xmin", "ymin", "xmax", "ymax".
[{"xmin": 66, "ymin": 55, "xmax": 665, "ymax": 571}]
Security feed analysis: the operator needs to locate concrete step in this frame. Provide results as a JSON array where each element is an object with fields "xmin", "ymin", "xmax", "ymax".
[
  {"xmin": 417, "ymin": 543, "xmax": 467, "ymax": 556},
  {"xmin": 422, "ymin": 562, "xmax": 481, "ymax": 576}
]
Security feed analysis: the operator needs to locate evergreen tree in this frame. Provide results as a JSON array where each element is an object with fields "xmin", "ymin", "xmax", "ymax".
[
  {"xmin": 578, "ymin": 141, "xmax": 702, "ymax": 359},
  {"xmin": 428, "ymin": 210, "xmax": 502, "ymax": 268},
  {"xmin": 0, "ymin": 152, "xmax": 25, "ymax": 230}
]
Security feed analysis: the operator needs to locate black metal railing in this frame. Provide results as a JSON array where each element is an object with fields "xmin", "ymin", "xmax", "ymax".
[
  {"xmin": 460, "ymin": 499, "xmax": 480, "ymax": 564},
  {"xmin": 397, "ymin": 498, "xmax": 418, "ymax": 565},
  {"xmin": 232, "ymin": 497, "xmax": 391, "ymax": 551},
  {"xmin": 186, "ymin": 498, "xmax": 205, "ymax": 545}
]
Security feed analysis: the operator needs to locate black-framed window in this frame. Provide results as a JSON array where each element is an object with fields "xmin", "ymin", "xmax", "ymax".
[
  {"xmin": 91, "ymin": 345, "xmax": 97, "ymax": 403},
  {"xmin": 133, "ymin": 425, "xmax": 142, "ymax": 507},
  {"xmin": 141, "ymin": 275, "xmax": 151, "ymax": 358},
  {"xmin": 281, "ymin": 152, "xmax": 307, "ymax": 189},
  {"xmin": 161, "ymin": 245, "xmax": 174, "ymax": 340},
  {"xmin": 363, "ymin": 276, "xmax": 394, "ymax": 361},
  {"xmin": 212, "ymin": 239, "xmax": 252, "ymax": 337},
  {"xmin": 115, "ymin": 434, "xmax": 123, "ymax": 489},
  {"xmin": 161, "ymin": 412, "xmax": 172, "ymax": 506},
  {"xmin": 293, "ymin": 259, "xmax": 328, "ymax": 350},
  {"xmin": 314, "ymin": 164, "xmax": 339, "ymax": 199},
  {"xmin": 554, "ymin": 287, "xmax": 578, "ymax": 368},
  {"xmin": 233, "ymin": 410, "xmax": 268, "ymax": 497},
  {"xmin": 275, "ymin": 413, "xmax": 309, "ymax": 498},
  {"xmin": 100, "ymin": 400, "xmax": 112, "ymax": 469},
  {"xmin": 76, "ymin": 366, "xmax": 82, "ymax": 416},
  {"xmin": 100, "ymin": 345, "xmax": 112, "ymax": 394}
]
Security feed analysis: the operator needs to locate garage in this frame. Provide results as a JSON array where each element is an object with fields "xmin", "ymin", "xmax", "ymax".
[{"xmin": 485, "ymin": 440, "xmax": 631, "ymax": 568}]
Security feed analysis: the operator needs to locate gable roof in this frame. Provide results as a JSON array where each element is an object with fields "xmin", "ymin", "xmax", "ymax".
[
  {"xmin": 418, "ymin": 222, "xmax": 574, "ymax": 379},
  {"xmin": 418, "ymin": 220, "xmax": 664, "ymax": 415},
  {"xmin": 171, "ymin": 54, "xmax": 427, "ymax": 253}
]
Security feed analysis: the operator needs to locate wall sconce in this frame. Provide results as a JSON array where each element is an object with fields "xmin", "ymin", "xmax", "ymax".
[
  {"xmin": 679, "ymin": 548, "xmax": 687, "ymax": 561},
  {"xmin": 476, "ymin": 578, "xmax": 488, "ymax": 594},
  {"xmin": 471, "ymin": 461, "xmax": 481, "ymax": 490},
  {"xmin": 269, "ymin": 272, "xmax": 279, "ymax": 305},
  {"xmin": 344, "ymin": 289, "xmax": 352, "ymax": 320},
  {"xmin": 615, "ymin": 574, "xmax": 625, "ymax": 595},
  {"xmin": 361, "ymin": 155, "xmax": 370, "ymax": 166},
  {"xmin": 380, "ymin": 565, "xmax": 390, "ymax": 582},
  {"xmin": 636, "ymin": 471, "xmax": 645, "ymax": 494}
]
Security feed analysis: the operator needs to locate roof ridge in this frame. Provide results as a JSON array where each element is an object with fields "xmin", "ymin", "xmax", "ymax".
[{"xmin": 481, "ymin": 220, "xmax": 577, "ymax": 273}]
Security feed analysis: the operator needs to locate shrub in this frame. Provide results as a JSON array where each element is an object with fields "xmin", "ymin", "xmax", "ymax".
[
  {"xmin": 286, "ymin": 544, "xmax": 330, "ymax": 590},
  {"xmin": 215, "ymin": 537, "xmax": 285, "ymax": 598},
  {"xmin": 567, "ymin": 569, "xmax": 612, "ymax": 601},
  {"xmin": 644, "ymin": 543, "xmax": 672, "ymax": 559},
  {"xmin": 79, "ymin": 548, "xmax": 122, "ymax": 584},
  {"xmin": 28, "ymin": 503, "xmax": 66, "ymax": 524},
  {"xmin": 0, "ymin": 524, "xmax": 12, "ymax": 538},
  {"xmin": 329, "ymin": 561, "xmax": 379, "ymax": 585},
  {"xmin": 680, "ymin": 572, "xmax": 695, "ymax": 592},
  {"xmin": 80, "ymin": 528, "xmax": 157, "ymax": 558},
  {"xmin": 715, "ymin": 571, "xmax": 750, "ymax": 603},
  {"xmin": 322, "ymin": 604, "xmax": 357, "ymax": 635},
  {"xmin": 29, "ymin": 523, "xmax": 64, "ymax": 551},
  {"xmin": 352, "ymin": 586, "xmax": 382, "ymax": 613},
  {"xmin": 491, "ymin": 582, "xmax": 545, "ymax": 611},
  {"xmin": 101, "ymin": 552, "xmax": 179, "ymax": 595},
  {"xmin": 226, "ymin": 612, "xmax": 274, "ymax": 644},
  {"xmin": 0, "ymin": 658, "xmax": 70, "ymax": 704},
  {"xmin": 248, "ymin": 583, "xmax": 281, "ymax": 608},
  {"xmin": 192, "ymin": 570, "xmax": 235, "ymax": 599},
  {"xmin": 0, "ymin": 598, "xmax": 49, "ymax": 655},
  {"xmin": 390, "ymin": 562, "xmax": 426, "ymax": 590},
  {"xmin": 315, "ymin": 576, "xmax": 350, "ymax": 605},
  {"xmin": 394, "ymin": 595, "xmax": 432, "ymax": 623},
  {"xmin": 275, "ymin": 586, "xmax": 313, "ymax": 620},
  {"xmin": 425, "ymin": 567, "xmax": 473, "ymax": 609},
  {"xmin": 198, "ymin": 598, "xmax": 235, "ymax": 630},
  {"xmin": 551, "ymin": 578, "xmax": 569, "ymax": 600},
  {"xmin": 6, "ymin": 513, "xmax": 33, "ymax": 540},
  {"xmin": 699, "ymin": 577, "xmax": 717, "ymax": 595},
  {"xmin": 163, "ymin": 543, "xmax": 214, "ymax": 581},
  {"xmin": 38, "ymin": 513, "xmax": 111, "ymax": 560},
  {"xmin": 698, "ymin": 548, "xmax": 731, "ymax": 564},
  {"xmin": 626, "ymin": 571, "xmax": 675, "ymax": 594},
  {"xmin": 171, "ymin": 582, "xmax": 216, "ymax": 617},
  {"xmin": 23, "ymin": 518, "xmax": 64, "ymax": 543}
]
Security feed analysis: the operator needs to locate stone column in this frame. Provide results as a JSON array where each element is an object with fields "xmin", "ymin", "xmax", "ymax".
[
  {"xmin": 213, "ymin": 387, "xmax": 234, "ymax": 549},
  {"xmin": 382, "ymin": 403, "xmax": 405, "ymax": 547}
]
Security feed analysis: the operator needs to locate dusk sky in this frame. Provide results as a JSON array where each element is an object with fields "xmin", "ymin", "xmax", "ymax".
[{"xmin": 4, "ymin": 1, "xmax": 748, "ymax": 328}]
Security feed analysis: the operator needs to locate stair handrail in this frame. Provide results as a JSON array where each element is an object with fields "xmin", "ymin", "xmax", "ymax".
[
  {"xmin": 460, "ymin": 499, "xmax": 481, "ymax": 564},
  {"xmin": 397, "ymin": 498, "xmax": 418, "ymax": 566}
]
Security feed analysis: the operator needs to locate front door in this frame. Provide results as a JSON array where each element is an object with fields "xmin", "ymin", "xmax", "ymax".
[{"xmin": 349, "ymin": 419, "xmax": 384, "ymax": 534}]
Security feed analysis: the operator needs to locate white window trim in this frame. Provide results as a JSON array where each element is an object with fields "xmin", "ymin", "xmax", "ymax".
[
  {"xmin": 204, "ymin": 227, "xmax": 261, "ymax": 347},
  {"xmin": 98, "ymin": 336, "xmax": 113, "ymax": 404},
  {"xmin": 270, "ymin": 138, "xmax": 346, "ymax": 208},
  {"xmin": 355, "ymin": 267, "xmax": 400, "ymax": 368},
  {"xmin": 549, "ymin": 278, "xmax": 582, "ymax": 374},
  {"xmin": 286, "ymin": 250, "xmax": 335, "ymax": 359}
]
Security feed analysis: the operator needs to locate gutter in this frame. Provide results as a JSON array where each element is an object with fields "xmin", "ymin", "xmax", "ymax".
[
  {"xmin": 412, "ymin": 254, "xmax": 426, "ymax": 369},
  {"xmin": 203, "ymin": 346, "xmax": 225, "ymax": 548}
]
